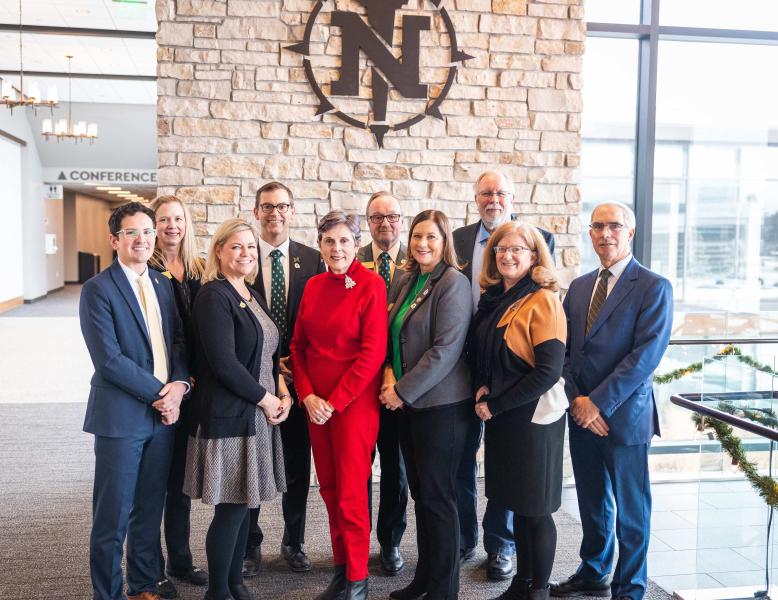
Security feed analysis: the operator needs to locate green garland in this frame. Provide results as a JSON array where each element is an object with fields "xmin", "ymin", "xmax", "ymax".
[
  {"xmin": 653, "ymin": 344, "xmax": 777, "ymax": 385},
  {"xmin": 693, "ymin": 412, "xmax": 778, "ymax": 510},
  {"xmin": 717, "ymin": 402, "xmax": 778, "ymax": 430}
]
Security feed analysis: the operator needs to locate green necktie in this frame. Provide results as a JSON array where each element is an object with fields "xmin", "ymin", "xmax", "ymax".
[
  {"xmin": 586, "ymin": 269, "xmax": 612, "ymax": 335},
  {"xmin": 270, "ymin": 249, "xmax": 287, "ymax": 343},
  {"xmin": 378, "ymin": 251, "xmax": 392, "ymax": 291}
]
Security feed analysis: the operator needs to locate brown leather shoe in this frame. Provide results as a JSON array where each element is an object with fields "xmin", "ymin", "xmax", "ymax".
[{"xmin": 127, "ymin": 592, "xmax": 161, "ymax": 600}]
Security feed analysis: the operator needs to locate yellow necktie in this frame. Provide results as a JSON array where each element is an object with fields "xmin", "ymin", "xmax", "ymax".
[{"xmin": 138, "ymin": 275, "xmax": 169, "ymax": 383}]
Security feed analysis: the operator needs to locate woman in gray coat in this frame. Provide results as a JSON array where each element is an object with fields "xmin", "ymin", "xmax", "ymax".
[{"xmin": 380, "ymin": 209, "xmax": 473, "ymax": 600}]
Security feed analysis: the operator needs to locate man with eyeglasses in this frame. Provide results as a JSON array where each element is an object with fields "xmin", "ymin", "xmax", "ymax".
[
  {"xmin": 453, "ymin": 171, "xmax": 556, "ymax": 581},
  {"xmin": 355, "ymin": 191, "xmax": 409, "ymax": 576},
  {"xmin": 243, "ymin": 181, "xmax": 325, "ymax": 576},
  {"xmin": 80, "ymin": 202, "xmax": 189, "ymax": 600},
  {"xmin": 552, "ymin": 202, "xmax": 672, "ymax": 600}
]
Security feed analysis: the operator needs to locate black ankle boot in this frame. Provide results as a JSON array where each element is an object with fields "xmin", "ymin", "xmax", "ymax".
[
  {"xmin": 315, "ymin": 565, "xmax": 348, "ymax": 600},
  {"xmin": 528, "ymin": 585, "xmax": 550, "ymax": 600},
  {"xmin": 345, "ymin": 577, "xmax": 369, "ymax": 600},
  {"xmin": 390, "ymin": 580, "xmax": 426, "ymax": 600},
  {"xmin": 491, "ymin": 577, "xmax": 531, "ymax": 600},
  {"xmin": 228, "ymin": 582, "xmax": 252, "ymax": 600}
]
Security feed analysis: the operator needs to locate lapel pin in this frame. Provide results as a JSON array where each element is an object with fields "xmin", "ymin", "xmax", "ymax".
[
  {"xmin": 293, "ymin": 257, "xmax": 301, "ymax": 269},
  {"xmin": 239, "ymin": 301, "xmax": 246, "ymax": 308}
]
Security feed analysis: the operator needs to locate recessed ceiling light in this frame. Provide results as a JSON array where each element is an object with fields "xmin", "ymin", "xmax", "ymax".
[
  {"xmin": 97, "ymin": 186, "xmax": 121, "ymax": 191},
  {"xmin": 108, "ymin": 190, "xmax": 128, "ymax": 195}
]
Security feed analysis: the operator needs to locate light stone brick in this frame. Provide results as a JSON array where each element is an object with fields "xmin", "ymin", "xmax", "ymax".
[
  {"xmin": 479, "ymin": 14, "xmax": 537, "ymax": 35},
  {"xmin": 290, "ymin": 181, "xmax": 331, "ymax": 200},
  {"xmin": 177, "ymin": 80, "xmax": 230, "ymax": 99},
  {"xmin": 261, "ymin": 123, "xmax": 289, "ymax": 139},
  {"xmin": 527, "ymin": 167, "xmax": 576, "ymax": 184},
  {"xmin": 569, "ymin": 6, "xmax": 584, "ymax": 19},
  {"xmin": 565, "ymin": 41, "xmax": 585, "ymax": 55},
  {"xmin": 218, "ymin": 18, "xmax": 288, "ymax": 40},
  {"xmin": 262, "ymin": 156, "xmax": 304, "ymax": 179},
  {"xmin": 204, "ymin": 156, "xmax": 263, "ymax": 178},
  {"xmin": 208, "ymin": 204, "xmax": 238, "ymax": 222},
  {"xmin": 392, "ymin": 180, "xmax": 429, "ymax": 199},
  {"xmin": 330, "ymin": 191, "xmax": 366, "ymax": 212},
  {"xmin": 566, "ymin": 154, "xmax": 580, "ymax": 167},
  {"xmin": 194, "ymin": 24, "xmax": 217, "ymax": 38},
  {"xmin": 478, "ymin": 138, "xmax": 515, "ymax": 152},
  {"xmin": 343, "ymin": 128, "xmax": 376, "ymax": 148},
  {"xmin": 528, "ymin": 3, "xmax": 568, "ymax": 17},
  {"xmin": 159, "ymin": 166, "xmax": 202, "ymax": 186},
  {"xmin": 562, "ymin": 247, "xmax": 580, "ymax": 268},
  {"xmin": 499, "ymin": 70, "xmax": 556, "ymax": 88},
  {"xmin": 352, "ymin": 179, "xmax": 391, "ymax": 194},
  {"xmin": 472, "ymin": 100, "xmax": 528, "ymax": 117},
  {"xmin": 228, "ymin": 0, "xmax": 279, "ymax": 16},
  {"xmin": 565, "ymin": 185, "xmax": 580, "ymax": 203},
  {"xmin": 176, "ymin": 0, "xmax": 226, "ymax": 17},
  {"xmin": 411, "ymin": 166, "xmax": 454, "ymax": 182},
  {"xmin": 289, "ymin": 123, "xmax": 332, "ymax": 139},
  {"xmin": 318, "ymin": 141, "xmax": 346, "ymax": 161},
  {"xmin": 382, "ymin": 137, "xmax": 427, "ymax": 150},
  {"xmin": 530, "ymin": 112, "xmax": 568, "ymax": 131},
  {"xmin": 457, "ymin": 0, "xmax": 492, "ymax": 11},
  {"xmin": 538, "ymin": 18, "xmax": 585, "ymax": 41},
  {"xmin": 398, "ymin": 151, "xmax": 454, "ymax": 166},
  {"xmin": 347, "ymin": 149, "xmax": 398, "ymax": 163},
  {"xmin": 531, "ymin": 184, "xmax": 566, "ymax": 204},
  {"xmin": 430, "ymin": 182, "xmax": 472, "ymax": 200},
  {"xmin": 489, "ymin": 35, "xmax": 535, "ymax": 53},
  {"xmin": 319, "ymin": 161, "xmax": 353, "ymax": 181},
  {"xmin": 221, "ymin": 50, "xmax": 279, "ymax": 66},
  {"xmin": 158, "ymin": 47, "xmax": 174, "ymax": 62},
  {"xmin": 449, "ymin": 13, "xmax": 480, "ymax": 32},
  {"xmin": 541, "ymin": 55, "xmax": 582, "ymax": 72},
  {"xmin": 540, "ymin": 131, "xmax": 580, "ymax": 152},
  {"xmin": 157, "ymin": 23, "xmax": 193, "ymax": 47},
  {"xmin": 354, "ymin": 163, "xmax": 383, "ymax": 179},
  {"xmin": 492, "ymin": 0, "xmax": 528, "ymax": 15},
  {"xmin": 428, "ymin": 137, "xmax": 478, "ymax": 150},
  {"xmin": 286, "ymin": 139, "xmax": 320, "ymax": 156},
  {"xmin": 384, "ymin": 165, "xmax": 411, "ymax": 179},
  {"xmin": 527, "ymin": 88, "xmax": 582, "ymax": 112},
  {"xmin": 158, "ymin": 136, "xmax": 233, "ymax": 154},
  {"xmin": 447, "ymin": 117, "xmax": 498, "ymax": 138},
  {"xmin": 159, "ymin": 63, "xmax": 193, "ymax": 79},
  {"xmin": 456, "ymin": 68, "xmax": 498, "ymax": 87},
  {"xmin": 177, "ymin": 154, "xmax": 205, "ymax": 169},
  {"xmin": 158, "ymin": 96, "xmax": 210, "ymax": 118}
]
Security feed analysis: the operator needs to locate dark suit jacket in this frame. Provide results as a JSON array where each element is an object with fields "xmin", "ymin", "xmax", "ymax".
[
  {"xmin": 357, "ymin": 242, "xmax": 408, "ymax": 300},
  {"xmin": 251, "ymin": 239, "xmax": 325, "ymax": 356},
  {"xmin": 191, "ymin": 279, "xmax": 281, "ymax": 439},
  {"xmin": 80, "ymin": 260, "xmax": 188, "ymax": 438},
  {"xmin": 453, "ymin": 218, "xmax": 556, "ymax": 282},
  {"xmin": 562, "ymin": 257, "xmax": 673, "ymax": 446}
]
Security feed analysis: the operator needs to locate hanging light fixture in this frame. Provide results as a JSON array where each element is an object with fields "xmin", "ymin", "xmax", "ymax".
[
  {"xmin": 42, "ymin": 56, "xmax": 99, "ymax": 143},
  {"xmin": 0, "ymin": 0, "xmax": 58, "ymax": 113}
]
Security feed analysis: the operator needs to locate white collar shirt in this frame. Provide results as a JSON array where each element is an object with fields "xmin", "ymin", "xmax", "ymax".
[
  {"xmin": 372, "ymin": 240, "xmax": 401, "ymax": 264},
  {"xmin": 259, "ymin": 236, "xmax": 291, "ymax": 302},
  {"xmin": 471, "ymin": 222, "xmax": 492, "ymax": 312},
  {"xmin": 118, "ymin": 259, "xmax": 164, "ymax": 336},
  {"xmin": 589, "ymin": 253, "xmax": 633, "ymax": 306}
]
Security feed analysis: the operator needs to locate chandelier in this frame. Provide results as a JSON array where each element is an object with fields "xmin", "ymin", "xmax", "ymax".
[
  {"xmin": 42, "ymin": 56, "xmax": 99, "ymax": 142},
  {"xmin": 0, "ymin": 0, "xmax": 58, "ymax": 113}
]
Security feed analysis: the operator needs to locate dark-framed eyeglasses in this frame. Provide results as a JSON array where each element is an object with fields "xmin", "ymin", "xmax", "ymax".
[
  {"xmin": 115, "ymin": 228, "xmax": 156, "ymax": 239},
  {"xmin": 477, "ymin": 191, "xmax": 512, "ymax": 200},
  {"xmin": 368, "ymin": 213, "xmax": 401, "ymax": 224},
  {"xmin": 589, "ymin": 222, "xmax": 626, "ymax": 232},
  {"xmin": 259, "ymin": 203, "xmax": 292, "ymax": 214},
  {"xmin": 494, "ymin": 245, "xmax": 532, "ymax": 255}
]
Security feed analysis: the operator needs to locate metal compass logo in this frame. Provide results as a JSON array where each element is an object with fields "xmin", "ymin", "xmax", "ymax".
[{"xmin": 286, "ymin": 0, "xmax": 473, "ymax": 147}]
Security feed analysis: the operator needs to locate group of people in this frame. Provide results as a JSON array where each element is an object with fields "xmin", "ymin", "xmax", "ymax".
[{"xmin": 79, "ymin": 170, "xmax": 673, "ymax": 600}]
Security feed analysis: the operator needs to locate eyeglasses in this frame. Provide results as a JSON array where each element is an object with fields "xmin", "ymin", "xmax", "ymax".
[
  {"xmin": 368, "ymin": 213, "xmax": 401, "ymax": 224},
  {"xmin": 478, "ymin": 191, "xmax": 512, "ymax": 200},
  {"xmin": 115, "ymin": 228, "xmax": 156, "ymax": 239},
  {"xmin": 494, "ymin": 245, "xmax": 532, "ymax": 255},
  {"xmin": 258, "ymin": 203, "xmax": 292, "ymax": 214},
  {"xmin": 589, "ymin": 222, "xmax": 626, "ymax": 232}
]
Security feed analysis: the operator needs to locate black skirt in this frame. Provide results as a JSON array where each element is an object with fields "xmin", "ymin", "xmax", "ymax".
[{"xmin": 483, "ymin": 399, "xmax": 565, "ymax": 517}]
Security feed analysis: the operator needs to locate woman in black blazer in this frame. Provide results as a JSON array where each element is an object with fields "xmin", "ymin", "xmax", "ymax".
[{"xmin": 183, "ymin": 218, "xmax": 290, "ymax": 600}]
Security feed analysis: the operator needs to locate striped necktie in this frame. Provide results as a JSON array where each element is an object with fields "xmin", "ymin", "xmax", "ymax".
[
  {"xmin": 137, "ymin": 275, "xmax": 169, "ymax": 383},
  {"xmin": 270, "ymin": 249, "xmax": 287, "ymax": 343},
  {"xmin": 586, "ymin": 269, "xmax": 612, "ymax": 335},
  {"xmin": 378, "ymin": 251, "xmax": 392, "ymax": 291}
]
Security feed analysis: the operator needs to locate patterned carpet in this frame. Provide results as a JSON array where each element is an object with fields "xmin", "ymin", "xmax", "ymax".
[{"xmin": 0, "ymin": 402, "xmax": 672, "ymax": 600}]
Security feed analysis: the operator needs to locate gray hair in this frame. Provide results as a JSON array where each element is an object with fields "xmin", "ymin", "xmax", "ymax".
[
  {"xmin": 474, "ymin": 171, "xmax": 515, "ymax": 194},
  {"xmin": 365, "ymin": 191, "xmax": 401, "ymax": 218},
  {"xmin": 317, "ymin": 210, "xmax": 361, "ymax": 244},
  {"xmin": 591, "ymin": 202, "xmax": 636, "ymax": 230}
]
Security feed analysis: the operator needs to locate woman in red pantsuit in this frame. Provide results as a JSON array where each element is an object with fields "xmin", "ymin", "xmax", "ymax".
[{"xmin": 290, "ymin": 210, "xmax": 388, "ymax": 600}]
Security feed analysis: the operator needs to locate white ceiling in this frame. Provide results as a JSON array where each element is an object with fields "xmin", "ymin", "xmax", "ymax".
[{"xmin": 0, "ymin": 0, "xmax": 156, "ymax": 104}]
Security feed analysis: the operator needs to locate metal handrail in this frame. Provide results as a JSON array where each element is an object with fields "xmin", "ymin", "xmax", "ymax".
[
  {"xmin": 670, "ymin": 392, "xmax": 778, "ymax": 443},
  {"xmin": 668, "ymin": 338, "xmax": 778, "ymax": 345}
]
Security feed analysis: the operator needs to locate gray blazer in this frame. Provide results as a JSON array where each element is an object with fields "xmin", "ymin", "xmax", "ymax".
[{"xmin": 388, "ymin": 261, "xmax": 473, "ymax": 410}]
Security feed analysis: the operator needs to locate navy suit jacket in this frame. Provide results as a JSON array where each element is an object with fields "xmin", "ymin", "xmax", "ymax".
[
  {"xmin": 80, "ymin": 260, "xmax": 188, "ymax": 438},
  {"xmin": 562, "ymin": 257, "xmax": 673, "ymax": 446}
]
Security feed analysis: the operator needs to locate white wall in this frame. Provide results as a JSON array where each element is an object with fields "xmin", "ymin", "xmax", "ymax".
[
  {"xmin": 45, "ymin": 198, "xmax": 65, "ymax": 291},
  {"xmin": 0, "ymin": 136, "xmax": 23, "ymax": 304}
]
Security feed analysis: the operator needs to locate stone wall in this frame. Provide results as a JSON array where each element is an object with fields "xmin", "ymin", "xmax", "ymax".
[{"xmin": 156, "ymin": 0, "xmax": 584, "ymax": 283}]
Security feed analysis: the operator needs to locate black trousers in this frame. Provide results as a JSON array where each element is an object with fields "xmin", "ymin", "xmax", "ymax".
[
  {"xmin": 159, "ymin": 417, "xmax": 194, "ymax": 575},
  {"xmin": 247, "ymin": 399, "xmax": 311, "ymax": 549},
  {"xmin": 401, "ymin": 401, "xmax": 470, "ymax": 600},
  {"xmin": 368, "ymin": 405, "xmax": 409, "ymax": 548}
]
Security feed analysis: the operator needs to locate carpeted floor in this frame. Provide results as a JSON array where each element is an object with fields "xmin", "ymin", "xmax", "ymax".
[{"xmin": 0, "ymin": 403, "xmax": 672, "ymax": 600}]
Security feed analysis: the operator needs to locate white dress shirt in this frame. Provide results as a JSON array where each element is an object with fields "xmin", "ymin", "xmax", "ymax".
[
  {"xmin": 118, "ymin": 259, "xmax": 164, "ymax": 336},
  {"xmin": 471, "ymin": 222, "xmax": 491, "ymax": 312},
  {"xmin": 259, "ymin": 237, "xmax": 291, "ymax": 302},
  {"xmin": 589, "ymin": 253, "xmax": 633, "ymax": 307},
  {"xmin": 372, "ymin": 240, "xmax": 401, "ymax": 264}
]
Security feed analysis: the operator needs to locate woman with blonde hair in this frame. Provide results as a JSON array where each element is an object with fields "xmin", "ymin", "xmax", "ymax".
[
  {"xmin": 149, "ymin": 195, "xmax": 208, "ymax": 597},
  {"xmin": 184, "ymin": 218, "xmax": 290, "ymax": 600},
  {"xmin": 470, "ymin": 222, "xmax": 567, "ymax": 600}
]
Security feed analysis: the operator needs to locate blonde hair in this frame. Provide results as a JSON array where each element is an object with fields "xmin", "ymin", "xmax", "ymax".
[
  {"xmin": 201, "ymin": 218, "xmax": 260, "ymax": 284},
  {"xmin": 479, "ymin": 222, "xmax": 558, "ymax": 291},
  {"xmin": 149, "ymin": 195, "xmax": 205, "ymax": 279}
]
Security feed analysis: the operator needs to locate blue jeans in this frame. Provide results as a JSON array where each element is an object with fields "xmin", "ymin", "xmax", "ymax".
[{"xmin": 456, "ymin": 414, "xmax": 516, "ymax": 555}]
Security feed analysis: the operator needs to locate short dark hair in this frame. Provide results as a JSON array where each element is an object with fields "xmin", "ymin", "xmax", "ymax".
[
  {"xmin": 108, "ymin": 202, "xmax": 155, "ymax": 235},
  {"xmin": 255, "ymin": 181, "xmax": 294, "ymax": 210},
  {"xmin": 317, "ymin": 210, "xmax": 361, "ymax": 244}
]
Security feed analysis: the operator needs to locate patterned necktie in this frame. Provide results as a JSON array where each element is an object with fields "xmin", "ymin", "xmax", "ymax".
[
  {"xmin": 137, "ymin": 275, "xmax": 169, "ymax": 383},
  {"xmin": 270, "ymin": 249, "xmax": 287, "ymax": 343},
  {"xmin": 586, "ymin": 269, "xmax": 612, "ymax": 335},
  {"xmin": 378, "ymin": 251, "xmax": 392, "ymax": 291}
]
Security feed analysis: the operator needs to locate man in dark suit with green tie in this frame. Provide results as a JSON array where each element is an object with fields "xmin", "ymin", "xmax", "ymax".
[{"xmin": 357, "ymin": 191, "xmax": 409, "ymax": 575}]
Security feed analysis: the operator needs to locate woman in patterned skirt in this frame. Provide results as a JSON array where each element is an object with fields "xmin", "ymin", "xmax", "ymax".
[{"xmin": 184, "ymin": 218, "xmax": 291, "ymax": 600}]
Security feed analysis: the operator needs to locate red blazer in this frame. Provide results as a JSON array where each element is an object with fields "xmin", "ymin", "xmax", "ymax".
[{"xmin": 290, "ymin": 259, "xmax": 387, "ymax": 413}]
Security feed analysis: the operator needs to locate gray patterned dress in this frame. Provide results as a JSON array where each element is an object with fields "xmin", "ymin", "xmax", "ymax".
[{"xmin": 183, "ymin": 297, "xmax": 286, "ymax": 508}]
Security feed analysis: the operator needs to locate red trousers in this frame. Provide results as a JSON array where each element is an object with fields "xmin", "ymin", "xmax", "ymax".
[{"xmin": 308, "ymin": 399, "xmax": 379, "ymax": 581}]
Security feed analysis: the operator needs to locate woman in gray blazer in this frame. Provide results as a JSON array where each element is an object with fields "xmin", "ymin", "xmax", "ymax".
[{"xmin": 380, "ymin": 209, "xmax": 473, "ymax": 600}]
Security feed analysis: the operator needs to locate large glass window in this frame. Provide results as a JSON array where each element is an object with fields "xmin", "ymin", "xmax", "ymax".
[
  {"xmin": 584, "ymin": 0, "xmax": 641, "ymax": 25},
  {"xmin": 660, "ymin": 0, "xmax": 778, "ymax": 31}
]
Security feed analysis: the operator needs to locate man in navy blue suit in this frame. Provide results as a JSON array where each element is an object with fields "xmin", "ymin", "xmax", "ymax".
[
  {"xmin": 80, "ymin": 202, "xmax": 189, "ymax": 600},
  {"xmin": 552, "ymin": 202, "xmax": 673, "ymax": 600}
]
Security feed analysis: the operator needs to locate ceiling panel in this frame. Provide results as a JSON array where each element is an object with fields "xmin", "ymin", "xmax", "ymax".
[
  {"xmin": 0, "ymin": 0, "xmax": 156, "ymax": 32},
  {"xmin": 2, "ymin": 74, "xmax": 155, "ymax": 103}
]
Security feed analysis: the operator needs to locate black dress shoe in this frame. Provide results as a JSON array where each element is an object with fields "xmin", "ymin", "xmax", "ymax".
[
  {"xmin": 549, "ymin": 574, "xmax": 610, "ymax": 598},
  {"xmin": 242, "ymin": 547, "xmax": 261, "ymax": 578},
  {"xmin": 344, "ymin": 578, "xmax": 369, "ymax": 600},
  {"xmin": 168, "ymin": 566, "xmax": 209, "ymax": 586},
  {"xmin": 281, "ymin": 543, "xmax": 313, "ymax": 572},
  {"xmin": 486, "ymin": 553, "xmax": 514, "ymax": 581},
  {"xmin": 203, "ymin": 593, "xmax": 235, "ymax": 600},
  {"xmin": 459, "ymin": 547, "xmax": 476, "ymax": 564},
  {"xmin": 157, "ymin": 578, "xmax": 179, "ymax": 599},
  {"xmin": 390, "ymin": 581, "xmax": 426, "ymax": 600},
  {"xmin": 490, "ymin": 577, "xmax": 531, "ymax": 600},
  {"xmin": 315, "ymin": 565, "xmax": 347, "ymax": 600},
  {"xmin": 380, "ymin": 545, "xmax": 405, "ymax": 575},
  {"xmin": 228, "ymin": 583, "xmax": 253, "ymax": 600}
]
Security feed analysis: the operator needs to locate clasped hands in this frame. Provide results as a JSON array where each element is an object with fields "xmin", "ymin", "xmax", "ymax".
[
  {"xmin": 302, "ymin": 394, "xmax": 335, "ymax": 425},
  {"xmin": 571, "ymin": 396, "xmax": 609, "ymax": 437},
  {"xmin": 474, "ymin": 385, "xmax": 493, "ymax": 421},
  {"xmin": 259, "ymin": 377, "xmax": 292, "ymax": 426},
  {"xmin": 379, "ymin": 367, "xmax": 404, "ymax": 411},
  {"xmin": 152, "ymin": 381, "xmax": 188, "ymax": 425}
]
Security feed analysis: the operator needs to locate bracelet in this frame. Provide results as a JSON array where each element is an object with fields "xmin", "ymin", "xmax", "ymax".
[{"xmin": 279, "ymin": 393, "xmax": 290, "ymax": 400}]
